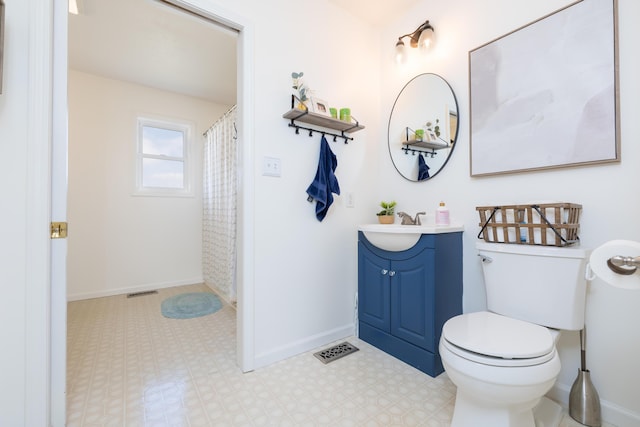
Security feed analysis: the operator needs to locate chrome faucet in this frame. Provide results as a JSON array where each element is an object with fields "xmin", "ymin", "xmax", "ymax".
[{"xmin": 397, "ymin": 211, "xmax": 425, "ymax": 225}]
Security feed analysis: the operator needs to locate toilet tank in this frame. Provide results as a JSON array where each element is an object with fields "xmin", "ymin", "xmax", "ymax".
[{"xmin": 477, "ymin": 241, "xmax": 589, "ymax": 330}]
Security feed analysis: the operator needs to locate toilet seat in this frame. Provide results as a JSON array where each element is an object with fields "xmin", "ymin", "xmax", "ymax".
[{"xmin": 442, "ymin": 311, "xmax": 556, "ymax": 367}]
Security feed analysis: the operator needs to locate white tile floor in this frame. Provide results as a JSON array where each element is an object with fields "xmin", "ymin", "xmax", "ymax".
[{"xmin": 67, "ymin": 283, "xmax": 609, "ymax": 426}]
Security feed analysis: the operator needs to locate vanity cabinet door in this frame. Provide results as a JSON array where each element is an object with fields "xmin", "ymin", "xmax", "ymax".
[
  {"xmin": 357, "ymin": 230, "xmax": 462, "ymax": 377},
  {"xmin": 390, "ymin": 249, "xmax": 435, "ymax": 352},
  {"xmin": 358, "ymin": 242, "xmax": 391, "ymax": 332}
]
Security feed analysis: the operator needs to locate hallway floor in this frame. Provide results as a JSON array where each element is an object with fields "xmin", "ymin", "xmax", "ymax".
[{"xmin": 67, "ymin": 283, "xmax": 608, "ymax": 426}]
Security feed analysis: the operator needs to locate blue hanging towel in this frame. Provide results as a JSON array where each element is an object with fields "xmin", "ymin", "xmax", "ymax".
[
  {"xmin": 306, "ymin": 135, "xmax": 340, "ymax": 221},
  {"xmin": 418, "ymin": 154, "xmax": 430, "ymax": 181}
]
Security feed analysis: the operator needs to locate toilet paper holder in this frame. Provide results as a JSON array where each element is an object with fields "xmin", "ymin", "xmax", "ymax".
[{"xmin": 607, "ymin": 255, "xmax": 640, "ymax": 275}]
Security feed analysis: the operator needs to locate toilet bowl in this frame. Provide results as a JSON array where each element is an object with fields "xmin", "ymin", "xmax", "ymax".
[
  {"xmin": 440, "ymin": 311, "xmax": 561, "ymax": 427},
  {"xmin": 440, "ymin": 242, "xmax": 589, "ymax": 427}
]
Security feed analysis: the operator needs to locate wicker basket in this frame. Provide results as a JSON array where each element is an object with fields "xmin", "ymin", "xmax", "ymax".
[{"xmin": 476, "ymin": 203, "xmax": 582, "ymax": 247}]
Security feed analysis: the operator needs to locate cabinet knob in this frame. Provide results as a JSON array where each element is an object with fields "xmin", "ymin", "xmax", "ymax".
[
  {"xmin": 381, "ymin": 269, "xmax": 388, "ymax": 275},
  {"xmin": 389, "ymin": 271, "xmax": 396, "ymax": 277}
]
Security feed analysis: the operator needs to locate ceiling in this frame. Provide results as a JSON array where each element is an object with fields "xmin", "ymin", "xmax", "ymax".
[
  {"xmin": 68, "ymin": 0, "xmax": 422, "ymax": 105},
  {"xmin": 328, "ymin": 0, "xmax": 423, "ymax": 26},
  {"xmin": 68, "ymin": 0, "xmax": 238, "ymax": 105}
]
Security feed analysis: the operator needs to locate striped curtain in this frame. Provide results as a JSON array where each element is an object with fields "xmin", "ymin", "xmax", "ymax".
[{"xmin": 202, "ymin": 105, "xmax": 237, "ymax": 302}]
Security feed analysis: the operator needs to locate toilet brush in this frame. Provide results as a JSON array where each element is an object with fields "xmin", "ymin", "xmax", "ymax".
[{"xmin": 569, "ymin": 327, "xmax": 601, "ymax": 427}]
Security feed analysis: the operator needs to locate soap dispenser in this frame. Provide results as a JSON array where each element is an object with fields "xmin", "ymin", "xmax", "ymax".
[{"xmin": 435, "ymin": 201, "xmax": 450, "ymax": 226}]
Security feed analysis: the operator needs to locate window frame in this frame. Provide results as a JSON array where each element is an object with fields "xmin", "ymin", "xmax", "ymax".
[{"xmin": 134, "ymin": 116, "xmax": 194, "ymax": 197}]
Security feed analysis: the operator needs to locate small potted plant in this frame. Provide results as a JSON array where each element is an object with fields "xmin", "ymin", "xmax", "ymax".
[
  {"xmin": 376, "ymin": 201, "xmax": 397, "ymax": 224},
  {"xmin": 291, "ymin": 71, "xmax": 310, "ymax": 109},
  {"xmin": 425, "ymin": 119, "xmax": 440, "ymax": 141}
]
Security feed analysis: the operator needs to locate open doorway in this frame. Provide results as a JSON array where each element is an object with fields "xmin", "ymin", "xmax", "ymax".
[
  {"xmin": 50, "ymin": 0, "xmax": 254, "ymax": 425},
  {"xmin": 67, "ymin": 0, "xmax": 238, "ymax": 297},
  {"xmin": 59, "ymin": 0, "xmax": 251, "ymax": 418}
]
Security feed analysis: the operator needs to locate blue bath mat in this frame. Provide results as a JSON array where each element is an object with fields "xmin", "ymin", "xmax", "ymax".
[{"xmin": 161, "ymin": 292, "xmax": 222, "ymax": 319}]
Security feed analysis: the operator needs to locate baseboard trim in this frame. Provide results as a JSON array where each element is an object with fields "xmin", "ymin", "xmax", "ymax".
[
  {"xmin": 253, "ymin": 324, "xmax": 355, "ymax": 370},
  {"xmin": 67, "ymin": 277, "xmax": 204, "ymax": 301},
  {"xmin": 204, "ymin": 282, "xmax": 236, "ymax": 308},
  {"xmin": 548, "ymin": 381, "xmax": 640, "ymax": 426}
]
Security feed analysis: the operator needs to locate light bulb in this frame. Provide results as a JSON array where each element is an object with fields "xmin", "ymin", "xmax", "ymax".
[
  {"xmin": 395, "ymin": 39, "xmax": 407, "ymax": 64},
  {"xmin": 418, "ymin": 27, "xmax": 435, "ymax": 53}
]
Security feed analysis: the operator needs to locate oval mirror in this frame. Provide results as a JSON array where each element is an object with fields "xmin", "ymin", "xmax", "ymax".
[{"xmin": 388, "ymin": 73, "xmax": 459, "ymax": 181}]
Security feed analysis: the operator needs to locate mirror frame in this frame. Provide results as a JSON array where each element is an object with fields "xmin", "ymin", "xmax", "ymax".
[{"xmin": 387, "ymin": 73, "xmax": 460, "ymax": 182}]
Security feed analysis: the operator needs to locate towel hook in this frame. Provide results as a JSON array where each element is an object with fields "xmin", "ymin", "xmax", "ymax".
[{"xmin": 287, "ymin": 121, "xmax": 355, "ymax": 143}]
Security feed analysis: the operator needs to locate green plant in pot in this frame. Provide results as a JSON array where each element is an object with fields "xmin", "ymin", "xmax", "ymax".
[
  {"xmin": 377, "ymin": 201, "xmax": 396, "ymax": 224},
  {"xmin": 291, "ymin": 71, "xmax": 309, "ymax": 109},
  {"xmin": 425, "ymin": 119, "xmax": 440, "ymax": 137}
]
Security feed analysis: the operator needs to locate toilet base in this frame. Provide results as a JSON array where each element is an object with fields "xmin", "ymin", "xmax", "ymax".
[
  {"xmin": 451, "ymin": 394, "xmax": 562, "ymax": 427},
  {"xmin": 533, "ymin": 396, "xmax": 563, "ymax": 427}
]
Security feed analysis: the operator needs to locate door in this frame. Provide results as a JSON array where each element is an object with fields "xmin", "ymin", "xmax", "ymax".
[
  {"xmin": 50, "ymin": 2, "xmax": 256, "ymax": 424},
  {"xmin": 358, "ymin": 242, "xmax": 391, "ymax": 332},
  {"xmin": 51, "ymin": 0, "xmax": 68, "ymax": 424},
  {"xmin": 390, "ymin": 249, "xmax": 436, "ymax": 351}
]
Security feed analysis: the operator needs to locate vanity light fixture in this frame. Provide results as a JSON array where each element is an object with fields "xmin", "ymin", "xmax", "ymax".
[{"xmin": 395, "ymin": 20, "xmax": 435, "ymax": 64}]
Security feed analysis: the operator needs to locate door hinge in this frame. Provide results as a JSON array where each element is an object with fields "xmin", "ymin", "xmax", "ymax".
[{"xmin": 50, "ymin": 222, "xmax": 68, "ymax": 239}]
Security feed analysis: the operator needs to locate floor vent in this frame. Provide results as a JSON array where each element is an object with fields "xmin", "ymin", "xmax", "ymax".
[
  {"xmin": 313, "ymin": 341, "xmax": 359, "ymax": 364},
  {"xmin": 126, "ymin": 290, "xmax": 158, "ymax": 298}
]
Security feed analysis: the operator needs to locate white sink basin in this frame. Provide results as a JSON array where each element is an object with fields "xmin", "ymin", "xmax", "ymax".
[{"xmin": 358, "ymin": 223, "xmax": 464, "ymax": 251}]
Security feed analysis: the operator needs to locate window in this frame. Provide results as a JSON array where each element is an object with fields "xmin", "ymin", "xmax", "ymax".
[{"xmin": 136, "ymin": 117, "xmax": 193, "ymax": 196}]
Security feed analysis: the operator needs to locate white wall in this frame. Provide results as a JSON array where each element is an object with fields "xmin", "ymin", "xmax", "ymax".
[
  {"xmin": 67, "ymin": 70, "xmax": 230, "ymax": 300},
  {"xmin": 0, "ymin": 1, "xmax": 30, "ymax": 424},
  {"xmin": 379, "ymin": 0, "xmax": 640, "ymax": 425},
  {"xmin": 211, "ymin": 0, "xmax": 381, "ymax": 367}
]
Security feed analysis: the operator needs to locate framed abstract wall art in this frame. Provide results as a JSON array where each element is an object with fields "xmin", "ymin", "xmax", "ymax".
[{"xmin": 469, "ymin": 0, "xmax": 619, "ymax": 176}]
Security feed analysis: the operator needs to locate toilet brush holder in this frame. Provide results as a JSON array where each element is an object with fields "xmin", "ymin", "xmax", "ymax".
[
  {"xmin": 569, "ymin": 328, "xmax": 601, "ymax": 427},
  {"xmin": 569, "ymin": 369, "xmax": 601, "ymax": 426}
]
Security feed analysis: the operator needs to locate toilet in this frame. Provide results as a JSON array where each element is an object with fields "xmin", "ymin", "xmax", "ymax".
[{"xmin": 439, "ymin": 241, "xmax": 589, "ymax": 427}]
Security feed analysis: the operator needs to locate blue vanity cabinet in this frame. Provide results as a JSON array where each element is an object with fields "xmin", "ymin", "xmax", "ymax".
[{"xmin": 357, "ymin": 230, "xmax": 462, "ymax": 377}]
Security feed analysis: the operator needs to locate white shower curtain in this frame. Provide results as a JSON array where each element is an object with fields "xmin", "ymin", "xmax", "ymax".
[{"xmin": 203, "ymin": 105, "xmax": 237, "ymax": 303}]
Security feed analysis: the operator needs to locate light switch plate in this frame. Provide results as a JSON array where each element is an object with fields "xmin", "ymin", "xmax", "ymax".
[
  {"xmin": 262, "ymin": 156, "xmax": 281, "ymax": 177},
  {"xmin": 346, "ymin": 192, "xmax": 355, "ymax": 208}
]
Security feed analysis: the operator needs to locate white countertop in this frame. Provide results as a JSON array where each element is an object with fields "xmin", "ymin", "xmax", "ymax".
[
  {"xmin": 358, "ymin": 222, "xmax": 464, "ymax": 251},
  {"xmin": 358, "ymin": 223, "xmax": 464, "ymax": 234}
]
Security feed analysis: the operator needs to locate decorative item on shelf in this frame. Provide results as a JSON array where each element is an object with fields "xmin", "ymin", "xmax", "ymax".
[
  {"xmin": 291, "ymin": 71, "xmax": 310, "ymax": 109},
  {"xmin": 339, "ymin": 108, "xmax": 351, "ymax": 122},
  {"xmin": 376, "ymin": 201, "xmax": 396, "ymax": 224},
  {"xmin": 414, "ymin": 129, "xmax": 425, "ymax": 141},
  {"xmin": 426, "ymin": 119, "xmax": 440, "ymax": 138},
  {"xmin": 395, "ymin": 19, "xmax": 435, "ymax": 64},
  {"xmin": 329, "ymin": 107, "xmax": 338, "ymax": 119},
  {"xmin": 310, "ymin": 97, "xmax": 330, "ymax": 116}
]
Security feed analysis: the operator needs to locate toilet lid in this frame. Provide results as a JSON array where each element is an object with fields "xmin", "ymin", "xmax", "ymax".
[{"xmin": 442, "ymin": 312, "xmax": 554, "ymax": 359}]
